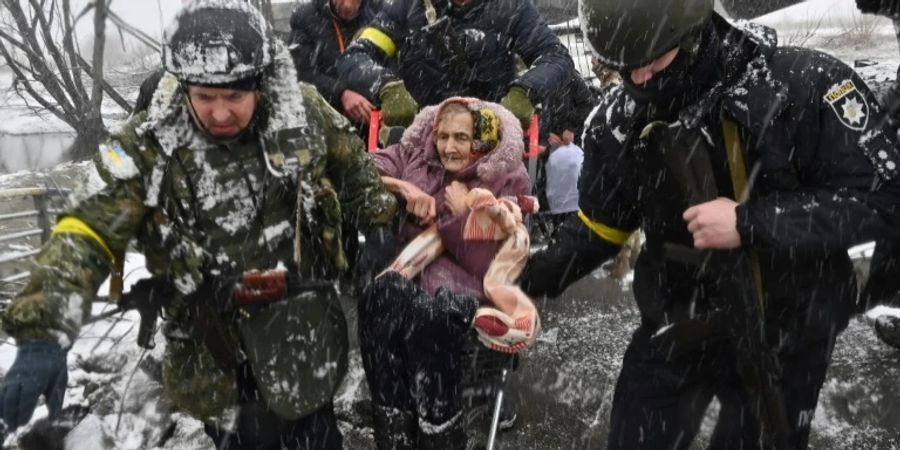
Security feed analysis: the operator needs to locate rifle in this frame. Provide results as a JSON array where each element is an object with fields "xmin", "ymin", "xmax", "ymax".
[
  {"xmin": 648, "ymin": 117, "xmax": 791, "ymax": 448},
  {"xmin": 90, "ymin": 270, "xmax": 337, "ymax": 350}
]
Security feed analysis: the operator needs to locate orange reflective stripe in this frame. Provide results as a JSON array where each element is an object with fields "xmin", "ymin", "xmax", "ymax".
[{"xmin": 332, "ymin": 19, "xmax": 346, "ymax": 54}]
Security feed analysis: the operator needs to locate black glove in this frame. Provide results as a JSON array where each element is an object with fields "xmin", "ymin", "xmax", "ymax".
[
  {"xmin": 856, "ymin": 0, "xmax": 900, "ymax": 16},
  {"xmin": 0, "ymin": 340, "xmax": 67, "ymax": 438},
  {"xmin": 356, "ymin": 227, "xmax": 397, "ymax": 290}
]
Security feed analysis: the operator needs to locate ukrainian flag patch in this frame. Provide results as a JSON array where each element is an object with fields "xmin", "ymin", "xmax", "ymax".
[{"xmin": 99, "ymin": 140, "xmax": 139, "ymax": 180}]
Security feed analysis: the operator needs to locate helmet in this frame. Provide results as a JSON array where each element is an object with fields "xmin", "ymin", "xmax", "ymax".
[
  {"xmin": 163, "ymin": 0, "xmax": 273, "ymax": 86},
  {"xmin": 579, "ymin": 0, "xmax": 714, "ymax": 71}
]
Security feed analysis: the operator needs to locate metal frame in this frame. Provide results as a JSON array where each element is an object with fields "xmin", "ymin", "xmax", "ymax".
[{"xmin": 0, "ymin": 187, "xmax": 69, "ymax": 285}]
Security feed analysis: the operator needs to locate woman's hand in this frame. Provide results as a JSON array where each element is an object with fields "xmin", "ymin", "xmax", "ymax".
[
  {"xmin": 405, "ymin": 184, "xmax": 437, "ymax": 223},
  {"xmin": 444, "ymin": 181, "xmax": 470, "ymax": 216}
]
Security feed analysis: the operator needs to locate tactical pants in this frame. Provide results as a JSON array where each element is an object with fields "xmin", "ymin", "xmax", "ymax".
[
  {"xmin": 606, "ymin": 325, "xmax": 834, "ymax": 450},
  {"xmin": 203, "ymin": 363, "xmax": 343, "ymax": 450},
  {"xmin": 358, "ymin": 271, "xmax": 478, "ymax": 425}
]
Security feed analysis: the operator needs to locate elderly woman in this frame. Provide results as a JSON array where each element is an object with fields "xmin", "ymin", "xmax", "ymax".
[{"xmin": 359, "ymin": 97, "xmax": 536, "ymax": 449}]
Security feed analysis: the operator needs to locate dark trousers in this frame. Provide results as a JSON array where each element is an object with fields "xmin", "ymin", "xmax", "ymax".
[
  {"xmin": 204, "ymin": 363, "xmax": 343, "ymax": 450},
  {"xmin": 607, "ymin": 326, "xmax": 835, "ymax": 450},
  {"xmin": 358, "ymin": 272, "xmax": 478, "ymax": 424}
]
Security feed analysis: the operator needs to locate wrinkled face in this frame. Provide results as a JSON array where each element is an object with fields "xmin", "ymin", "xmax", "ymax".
[
  {"xmin": 186, "ymin": 85, "xmax": 259, "ymax": 141},
  {"xmin": 630, "ymin": 47, "xmax": 680, "ymax": 85},
  {"xmin": 436, "ymin": 112, "xmax": 475, "ymax": 173},
  {"xmin": 332, "ymin": 0, "xmax": 362, "ymax": 21}
]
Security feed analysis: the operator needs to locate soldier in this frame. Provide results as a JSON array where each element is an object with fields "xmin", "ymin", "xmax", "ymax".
[
  {"xmin": 334, "ymin": 0, "xmax": 574, "ymax": 127},
  {"xmin": 523, "ymin": 0, "xmax": 900, "ymax": 448},
  {"xmin": 289, "ymin": 0, "xmax": 383, "ymax": 126},
  {"xmin": 0, "ymin": 1, "xmax": 397, "ymax": 449}
]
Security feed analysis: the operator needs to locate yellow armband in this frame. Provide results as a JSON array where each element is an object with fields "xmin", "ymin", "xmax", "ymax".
[
  {"xmin": 358, "ymin": 27, "xmax": 397, "ymax": 58},
  {"xmin": 577, "ymin": 209, "xmax": 633, "ymax": 246},
  {"xmin": 52, "ymin": 217, "xmax": 116, "ymax": 262}
]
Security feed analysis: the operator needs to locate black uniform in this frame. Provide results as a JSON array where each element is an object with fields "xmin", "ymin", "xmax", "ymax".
[
  {"xmin": 539, "ymin": 73, "xmax": 598, "ymax": 147},
  {"xmin": 288, "ymin": 0, "xmax": 382, "ymax": 113},
  {"xmin": 524, "ymin": 16, "xmax": 900, "ymax": 449},
  {"xmin": 335, "ymin": 0, "xmax": 572, "ymax": 107}
]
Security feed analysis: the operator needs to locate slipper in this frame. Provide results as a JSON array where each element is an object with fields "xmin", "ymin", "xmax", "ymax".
[{"xmin": 472, "ymin": 306, "xmax": 540, "ymax": 354}]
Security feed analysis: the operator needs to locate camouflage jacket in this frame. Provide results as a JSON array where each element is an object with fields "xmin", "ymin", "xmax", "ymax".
[{"xmin": 2, "ymin": 48, "xmax": 397, "ymax": 426}]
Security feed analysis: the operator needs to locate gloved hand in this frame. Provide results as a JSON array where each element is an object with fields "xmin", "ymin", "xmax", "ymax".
[
  {"xmin": 378, "ymin": 81, "xmax": 418, "ymax": 127},
  {"xmin": 500, "ymin": 85, "xmax": 534, "ymax": 129},
  {"xmin": 355, "ymin": 227, "xmax": 397, "ymax": 290},
  {"xmin": 0, "ymin": 340, "xmax": 67, "ymax": 438}
]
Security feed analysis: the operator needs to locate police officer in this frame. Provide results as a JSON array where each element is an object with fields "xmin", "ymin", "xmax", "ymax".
[
  {"xmin": 334, "ymin": 0, "xmax": 573, "ymax": 127},
  {"xmin": 0, "ymin": 1, "xmax": 397, "ymax": 448},
  {"xmin": 523, "ymin": 0, "xmax": 900, "ymax": 448},
  {"xmin": 855, "ymin": 0, "xmax": 900, "ymax": 348}
]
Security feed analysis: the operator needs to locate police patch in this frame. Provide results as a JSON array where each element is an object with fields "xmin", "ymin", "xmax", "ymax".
[
  {"xmin": 99, "ymin": 140, "xmax": 139, "ymax": 180},
  {"xmin": 823, "ymin": 80, "xmax": 869, "ymax": 131}
]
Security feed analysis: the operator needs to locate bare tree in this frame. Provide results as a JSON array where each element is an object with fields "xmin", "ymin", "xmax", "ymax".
[{"xmin": 0, "ymin": 0, "xmax": 131, "ymax": 160}]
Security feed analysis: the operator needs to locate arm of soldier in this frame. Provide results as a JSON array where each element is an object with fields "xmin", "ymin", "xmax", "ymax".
[
  {"xmin": 289, "ymin": 36, "xmax": 348, "ymax": 108},
  {"xmin": 3, "ymin": 138, "xmax": 150, "ymax": 345},
  {"xmin": 522, "ymin": 115, "xmax": 640, "ymax": 297},
  {"xmin": 313, "ymin": 87, "xmax": 398, "ymax": 230},
  {"xmin": 287, "ymin": 10, "xmax": 349, "ymax": 109},
  {"xmin": 507, "ymin": 0, "xmax": 574, "ymax": 103},
  {"xmin": 735, "ymin": 71, "xmax": 900, "ymax": 252},
  {"xmin": 336, "ymin": 1, "xmax": 407, "ymax": 103}
]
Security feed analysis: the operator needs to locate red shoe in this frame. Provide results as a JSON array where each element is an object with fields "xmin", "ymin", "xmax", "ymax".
[{"xmin": 472, "ymin": 307, "xmax": 540, "ymax": 353}]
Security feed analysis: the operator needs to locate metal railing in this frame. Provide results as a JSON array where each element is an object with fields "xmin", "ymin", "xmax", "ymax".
[{"xmin": 0, "ymin": 187, "xmax": 70, "ymax": 286}]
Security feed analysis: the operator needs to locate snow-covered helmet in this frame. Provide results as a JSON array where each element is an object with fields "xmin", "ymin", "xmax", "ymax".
[
  {"xmin": 163, "ymin": 0, "xmax": 273, "ymax": 87},
  {"xmin": 578, "ymin": 0, "xmax": 714, "ymax": 71}
]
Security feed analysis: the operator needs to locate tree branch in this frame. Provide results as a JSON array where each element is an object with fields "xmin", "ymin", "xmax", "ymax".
[
  {"xmin": 60, "ymin": 0, "xmax": 89, "ymax": 104},
  {"xmin": 1, "ymin": 0, "xmax": 78, "ymax": 119},
  {"xmin": 0, "ymin": 40, "xmax": 71, "ymax": 126},
  {"xmin": 77, "ymin": 54, "xmax": 132, "ymax": 113},
  {"xmin": 27, "ymin": 0, "xmax": 83, "ymax": 107}
]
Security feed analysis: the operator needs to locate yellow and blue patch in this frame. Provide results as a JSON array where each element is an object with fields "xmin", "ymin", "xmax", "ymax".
[{"xmin": 99, "ymin": 140, "xmax": 139, "ymax": 180}]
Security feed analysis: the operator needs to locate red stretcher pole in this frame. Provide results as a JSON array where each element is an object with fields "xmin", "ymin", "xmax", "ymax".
[
  {"xmin": 368, "ymin": 109, "xmax": 382, "ymax": 153},
  {"xmin": 526, "ymin": 112, "xmax": 540, "ymax": 194}
]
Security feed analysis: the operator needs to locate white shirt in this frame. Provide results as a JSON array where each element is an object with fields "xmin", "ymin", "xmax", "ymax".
[{"xmin": 545, "ymin": 143, "xmax": 583, "ymax": 214}]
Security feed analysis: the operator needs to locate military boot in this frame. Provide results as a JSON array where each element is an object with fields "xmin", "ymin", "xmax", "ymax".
[{"xmin": 372, "ymin": 405, "xmax": 416, "ymax": 450}]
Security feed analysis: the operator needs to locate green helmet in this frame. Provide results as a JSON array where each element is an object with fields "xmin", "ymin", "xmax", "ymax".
[
  {"xmin": 579, "ymin": 0, "xmax": 714, "ymax": 71},
  {"xmin": 163, "ymin": 0, "xmax": 273, "ymax": 86}
]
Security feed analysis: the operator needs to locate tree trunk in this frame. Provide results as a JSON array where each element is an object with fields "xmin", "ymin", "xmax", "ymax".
[{"xmin": 68, "ymin": 117, "xmax": 109, "ymax": 161}]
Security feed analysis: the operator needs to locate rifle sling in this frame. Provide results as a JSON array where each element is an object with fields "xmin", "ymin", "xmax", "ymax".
[{"xmin": 721, "ymin": 117, "xmax": 766, "ymax": 314}]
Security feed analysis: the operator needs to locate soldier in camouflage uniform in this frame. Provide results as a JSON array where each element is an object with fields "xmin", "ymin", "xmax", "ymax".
[{"xmin": 0, "ymin": 1, "xmax": 397, "ymax": 448}]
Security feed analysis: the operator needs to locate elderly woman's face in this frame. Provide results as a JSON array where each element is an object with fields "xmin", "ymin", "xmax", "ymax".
[{"xmin": 436, "ymin": 112, "xmax": 474, "ymax": 173}]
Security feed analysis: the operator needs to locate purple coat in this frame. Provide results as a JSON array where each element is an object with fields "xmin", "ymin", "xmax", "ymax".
[{"xmin": 373, "ymin": 100, "xmax": 530, "ymax": 300}]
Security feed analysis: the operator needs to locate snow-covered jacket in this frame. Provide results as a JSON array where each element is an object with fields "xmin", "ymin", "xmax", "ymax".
[
  {"xmin": 288, "ymin": 0, "xmax": 383, "ymax": 111},
  {"xmin": 336, "ymin": 0, "xmax": 573, "ymax": 107},
  {"xmin": 373, "ymin": 98, "xmax": 529, "ymax": 300},
  {"xmin": 2, "ymin": 45, "xmax": 397, "ymax": 427},
  {"xmin": 524, "ymin": 15, "xmax": 900, "ymax": 349}
]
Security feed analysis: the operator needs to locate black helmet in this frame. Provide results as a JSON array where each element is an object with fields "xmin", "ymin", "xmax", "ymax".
[
  {"xmin": 163, "ymin": 0, "xmax": 273, "ymax": 86},
  {"xmin": 579, "ymin": 0, "xmax": 714, "ymax": 71}
]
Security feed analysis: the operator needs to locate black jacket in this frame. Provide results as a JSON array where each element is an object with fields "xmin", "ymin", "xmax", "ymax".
[
  {"xmin": 524, "ymin": 17, "xmax": 900, "ymax": 348},
  {"xmin": 336, "ymin": 0, "xmax": 573, "ymax": 107},
  {"xmin": 289, "ymin": 0, "xmax": 382, "ymax": 111},
  {"xmin": 539, "ymin": 74, "xmax": 598, "ymax": 146}
]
